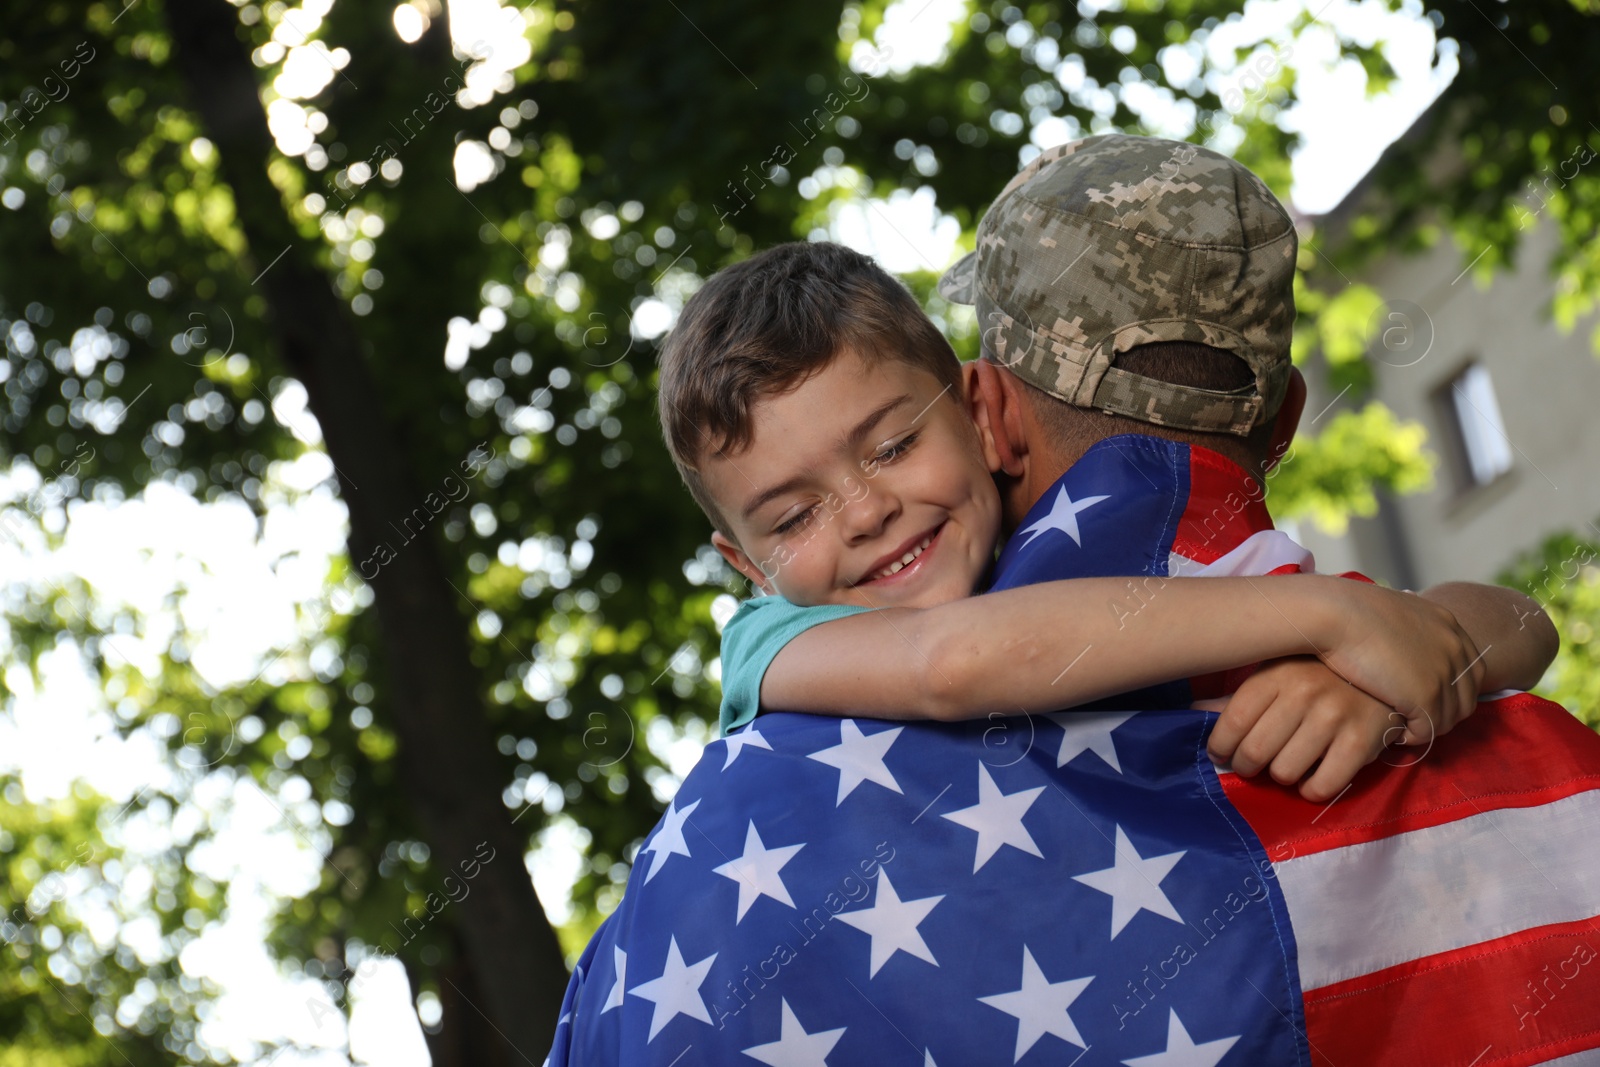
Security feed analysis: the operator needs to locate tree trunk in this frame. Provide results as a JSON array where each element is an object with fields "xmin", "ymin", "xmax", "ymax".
[
  {"xmin": 163, "ymin": 1, "xmax": 568, "ymax": 1059},
  {"xmin": 412, "ymin": 935, "xmax": 518, "ymax": 1067}
]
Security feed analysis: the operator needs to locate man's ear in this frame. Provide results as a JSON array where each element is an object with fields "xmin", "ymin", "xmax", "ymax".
[
  {"xmin": 1264, "ymin": 366, "xmax": 1306, "ymax": 473},
  {"xmin": 712, "ymin": 530, "xmax": 775, "ymax": 595},
  {"xmin": 965, "ymin": 359, "xmax": 1028, "ymax": 478}
]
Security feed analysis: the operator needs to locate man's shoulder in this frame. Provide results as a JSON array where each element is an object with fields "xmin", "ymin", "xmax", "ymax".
[{"xmin": 552, "ymin": 706, "xmax": 1309, "ymax": 1061}]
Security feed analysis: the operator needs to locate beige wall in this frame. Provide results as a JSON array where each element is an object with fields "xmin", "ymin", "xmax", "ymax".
[{"xmin": 1292, "ymin": 220, "xmax": 1600, "ymax": 588}]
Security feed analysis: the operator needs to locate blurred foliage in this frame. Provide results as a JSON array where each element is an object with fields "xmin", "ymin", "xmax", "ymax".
[
  {"xmin": 1501, "ymin": 527, "xmax": 1600, "ymax": 728},
  {"xmin": 0, "ymin": 0, "xmax": 1595, "ymax": 1061},
  {"xmin": 1303, "ymin": 2, "xmax": 1600, "ymax": 353},
  {"xmin": 0, "ymin": 791, "xmax": 165, "ymax": 1067},
  {"xmin": 1267, "ymin": 401, "xmax": 1435, "ymax": 535}
]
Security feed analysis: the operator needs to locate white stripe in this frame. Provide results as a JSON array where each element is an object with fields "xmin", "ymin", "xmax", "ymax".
[
  {"xmin": 1168, "ymin": 529, "xmax": 1316, "ymax": 579},
  {"xmin": 1536, "ymin": 1052, "xmax": 1600, "ymax": 1067},
  {"xmin": 1275, "ymin": 789, "xmax": 1600, "ymax": 991}
]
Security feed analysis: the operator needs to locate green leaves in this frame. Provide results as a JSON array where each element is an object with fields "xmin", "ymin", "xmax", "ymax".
[
  {"xmin": 2, "ymin": 0, "xmax": 1598, "ymax": 1057},
  {"xmin": 1265, "ymin": 401, "xmax": 1434, "ymax": 535},
  {"xmin": 1500, "ymin": 528, "xmax": 1600, "ymax": 728}
]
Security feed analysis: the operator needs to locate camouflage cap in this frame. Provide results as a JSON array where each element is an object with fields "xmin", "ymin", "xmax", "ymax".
[{"xmin": 938, "ymin": 134, "xmax": 1297, "ymax": 436}]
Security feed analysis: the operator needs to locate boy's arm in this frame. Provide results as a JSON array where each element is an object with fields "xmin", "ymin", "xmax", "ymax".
[
  {"xmin": 1418, "ymin": 582, "xmax": 1558, "ymax": 693},
  {"xmin": 1205, "ymin": 581, "xmax": 1559, "ymax": 803},
  {"xmin": 761, "ymin": 573, "xmax": 1482, "ymax": 734}
]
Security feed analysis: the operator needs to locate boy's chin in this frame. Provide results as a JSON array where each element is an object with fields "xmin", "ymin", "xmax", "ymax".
[{"xmin": 850, "ymin": 571, "xmax": 973, "ymax": 611}]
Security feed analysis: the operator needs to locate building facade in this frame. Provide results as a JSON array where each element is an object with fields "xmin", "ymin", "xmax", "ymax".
[{"xmin": 1291, "ymin": 218, "xmax": 1600, "ymax": 589}]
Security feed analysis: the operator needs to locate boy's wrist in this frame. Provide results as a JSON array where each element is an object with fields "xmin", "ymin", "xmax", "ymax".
[{"xmin": 1300, "ymin": 574, "xmax": 1356, "ymax": 660}]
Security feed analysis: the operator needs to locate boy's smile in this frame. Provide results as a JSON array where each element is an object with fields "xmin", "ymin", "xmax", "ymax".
[{"xmin": 703, "ymin": 347, "xmax": 1001, "ymax": 611}]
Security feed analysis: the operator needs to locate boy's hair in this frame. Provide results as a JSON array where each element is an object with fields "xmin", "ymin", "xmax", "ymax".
[{"xmin": 658, "ymin": 241, "xmax": 963, "ymax": 538}]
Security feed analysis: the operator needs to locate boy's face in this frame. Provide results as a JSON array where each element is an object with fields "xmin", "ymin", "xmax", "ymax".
[{"xmin": 703, "ymin": 347, "xmax": 1001, "ymax": 611}]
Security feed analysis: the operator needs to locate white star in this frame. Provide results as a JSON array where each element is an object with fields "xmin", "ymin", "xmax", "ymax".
[
  {"xmin": 627, "ymin": 936, "xmax": 717, "ymax": 1041},
  {"xmin": 941, "ymin": 763, "xmax": 1045, "ymax": 873},
  {"xmin": 721, "ymin": 724, "xmax": 773, "ymax": 770},
  {"xmin": 1072, "ymin": 825, "xmax": 1186, "ymax": 938},
  {"xmin": 978, "ymin": 946, "xmax": 1093, "ymax": 1061},
  {"xmin": 712, "ymin": 821, "xmax": 805, "ymax": 923},
  {"xmin": 1122, "ymin": 1009, "xmax": 1240, "ymax": 1067},
  {"xmin": 640, "ymin": 796, "xmax": 701, "ymax": 883},
  {"xmin": 835, "ymin": 868, "xmax": 944, "ymax": 977},
  {"xmin": 807, "ymin": 720, "xmax": 903, "ymax": 806},
  {"xmin": 600, "ymin": 946, "xmax": 625, "ymax": 1013},
  {"xmin": 742, "ymin": 998, "xmax": 846, "ymax": 1067},
  {"xmin": 1045, "ymin": 710, "xmax": 1138, "ymax": 772},
  {"xmin": 1016, "ymin": 486, "xmax": 1110, "ymax": 548}
]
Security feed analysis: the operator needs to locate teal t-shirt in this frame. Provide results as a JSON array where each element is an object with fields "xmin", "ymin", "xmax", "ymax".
[{"xmin": 718, "ymin": 595, "xmax": 873, "ymax": 736}]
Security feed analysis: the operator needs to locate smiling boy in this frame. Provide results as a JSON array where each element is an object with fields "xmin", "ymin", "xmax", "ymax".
[{"xmin": 657, "ymin": 237, "xmax": 1554, "ymax": 801}]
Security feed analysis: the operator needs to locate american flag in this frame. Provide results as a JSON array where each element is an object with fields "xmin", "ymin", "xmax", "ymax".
[{"xmin": 546, "ymin": 434, "xmax": 1600, "ymax": 1066}]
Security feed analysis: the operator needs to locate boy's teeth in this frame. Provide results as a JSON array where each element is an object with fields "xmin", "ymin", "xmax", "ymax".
[{"xmin": 874, "ymin": 535, "xmax": 935, "ymax": 579}]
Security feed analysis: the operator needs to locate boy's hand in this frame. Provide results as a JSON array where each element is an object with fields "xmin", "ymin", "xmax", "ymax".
[
  {"xmin": 1313, "ymin": 580, "xmax": 1486, "ymax": 745},
  {"xmin": 1418, "ymin": 581, "xmax": 1559, "ymax": 693},
  {"xmin": 1201, "ymin": 656, "xmax": 1400, "ymax": 802}
]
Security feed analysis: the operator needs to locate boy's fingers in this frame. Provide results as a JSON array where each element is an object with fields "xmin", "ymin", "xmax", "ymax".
[
  {"xmin": 1267, "ymin": 714, "xmax": 1337, "ymax": 788},
  {"xmin": 1299, "ymin": 750, "xmax": 1356, "ymax": 803},
  {"xmin": 1231, "ymin": 702, "xmax": 1301, "ymax": 778},
  {"xmin": 1444, "ymin": 666, "xmax": 1467, "ymax": 731},
  {"xmin": 1382, "ymin": 709, "xmax": 1410, "ymax": 749},
  {"xmin": 1300, "ymin": 727, "xmax": 1384, "ymax": 803},
  {"xmin": 1206, "ymin": 682, "xmax": 1275, "ymax": 763},
  {"xmin": 1450, "ymin": 633, "xmax": 1484, "ymax": 727},
  {"xmin": 1452, "ymin": 650, "xmax": 1484, "ymax": 726},
  {"xmin": 1400, "ymin": 707, "xmax": 1437, "ymax": 748}
]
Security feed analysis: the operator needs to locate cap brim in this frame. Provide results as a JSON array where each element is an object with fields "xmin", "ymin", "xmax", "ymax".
[{"xmin": 937, "ymin": 251, "xmax": 978, "ymax": 304}]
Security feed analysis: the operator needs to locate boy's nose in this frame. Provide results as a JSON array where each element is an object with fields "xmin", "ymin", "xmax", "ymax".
[{"xmin": 839, "ymin": 482, "xmax": 899, "ymax": 544}]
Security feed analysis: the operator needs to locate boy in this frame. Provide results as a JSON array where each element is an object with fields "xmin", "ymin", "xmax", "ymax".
[{"xmin": 656, "ymin": 239, "xmax": 1553, "ymax": 802}]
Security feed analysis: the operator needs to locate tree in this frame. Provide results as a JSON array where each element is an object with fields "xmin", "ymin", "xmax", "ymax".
[
  {"xmin": 0, "ymin": 0, "xmax": 1594, "ymax": 1062},
  {"xmin": 1501, "ymin": 526, "xmax": 1600, "ymax": 727}
]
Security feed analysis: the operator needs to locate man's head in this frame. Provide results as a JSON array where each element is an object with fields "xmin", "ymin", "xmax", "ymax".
[
  {"xmin": 658, "ymin": 242, "xmax": 1001, "ymax": 609},
  {"xmin": 940, "ymin": 134, "xmax": 1305, "ymax": 525}
]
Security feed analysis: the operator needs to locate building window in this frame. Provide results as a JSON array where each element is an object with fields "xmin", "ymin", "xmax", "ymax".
[{"xmin": 1439, "ymin": 361, "xmax": 1514, "ymax": 490}]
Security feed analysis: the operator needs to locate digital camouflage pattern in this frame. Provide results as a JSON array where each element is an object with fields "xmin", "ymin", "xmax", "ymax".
[{"xmin": 938, "ymin": 134, "xmax": 1297, "ymax": 436}]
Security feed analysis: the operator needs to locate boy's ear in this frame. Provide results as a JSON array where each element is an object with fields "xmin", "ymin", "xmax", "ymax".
[
  {"xmin": 711, "ymin": 530, "xmax": 776, "ymax": 596},
  {"xmin": 965, "ymin": 359, "xmax": 1027, "ymax": 478},
  {"xmin": 1264, "ymin": 366, "xmax": 1306, "ymax": 474}
]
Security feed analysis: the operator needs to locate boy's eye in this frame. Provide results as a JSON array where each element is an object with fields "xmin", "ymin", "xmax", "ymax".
[
  {"xmin": 774, "ymin": 505, "xmax": 817, "ymax": 535},
  {"xmin": 871, "ymin": 432, "xmax": 919, "ymax": 465}
]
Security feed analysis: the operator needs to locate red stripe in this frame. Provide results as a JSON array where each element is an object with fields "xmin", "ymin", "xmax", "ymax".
[
  {"xmin": 1190, "ymin": 664, "xmax": 1257, "ymax": 702},
  {"xmin": 1171, "ymin": 447, "xmax": 1274, "ymax": 566},
  {"xmin": 1304, "ymin": 916, "xmax": 1600, "ymax": 1067},
  {"xmin": 1219, "ymin": 693, "xmax": 1600, "ymax": 857}
]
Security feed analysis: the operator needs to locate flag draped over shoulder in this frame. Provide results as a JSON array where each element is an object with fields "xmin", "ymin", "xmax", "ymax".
[{"xmin": 545, "ymin": 435, "xmax": 1600, "ymax": 1067}]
